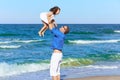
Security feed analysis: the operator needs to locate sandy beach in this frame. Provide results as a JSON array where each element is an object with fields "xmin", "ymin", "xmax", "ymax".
[{"xmin": 66, "ymin": 76, "xmax": 120, "ymax": 80}]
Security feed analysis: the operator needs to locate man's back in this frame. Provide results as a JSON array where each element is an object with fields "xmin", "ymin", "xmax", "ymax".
[{"xmin": 51, "ymin": 27, "xmax": 65, "ymax": 51}]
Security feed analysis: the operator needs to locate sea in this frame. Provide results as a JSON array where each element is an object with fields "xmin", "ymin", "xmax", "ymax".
[{"xmin": 0, "ymin": 24, "xmax": 120, "ymax": 80}]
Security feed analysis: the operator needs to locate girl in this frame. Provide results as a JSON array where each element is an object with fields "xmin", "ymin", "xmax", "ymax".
[{"xmin": 38, "ymin": 6, "xmax": 61, "ymax": 37}]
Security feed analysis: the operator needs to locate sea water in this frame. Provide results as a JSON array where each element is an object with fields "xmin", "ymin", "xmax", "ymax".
[{"xmin": 0, "ymin": 24, "xmax": 120, "ymax": 79}]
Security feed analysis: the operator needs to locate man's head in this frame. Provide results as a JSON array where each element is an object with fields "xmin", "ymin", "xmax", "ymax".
[{"xmin": 60, "ymin": 26, "xmax": 69, "ymax": 34}]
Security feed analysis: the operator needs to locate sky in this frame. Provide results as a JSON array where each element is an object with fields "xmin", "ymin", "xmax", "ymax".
[{"xmin": 0, "ymin": 0, "xmax": 120, "ymax": 24}]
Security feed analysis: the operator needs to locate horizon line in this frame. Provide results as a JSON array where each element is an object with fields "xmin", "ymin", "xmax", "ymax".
[{"xmin": 0, "ymin": 23, "xmax": 120, "ymax": 25}]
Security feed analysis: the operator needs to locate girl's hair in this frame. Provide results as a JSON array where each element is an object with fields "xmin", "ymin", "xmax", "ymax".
[{"xmin": 49, "ymin": 6, "xmax": 61, "ymax": 15}]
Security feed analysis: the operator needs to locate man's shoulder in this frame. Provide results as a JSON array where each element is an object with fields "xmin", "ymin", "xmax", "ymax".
[{"xmin": 51, "ymin": 28, "xmax": 65, "ymax": 38}]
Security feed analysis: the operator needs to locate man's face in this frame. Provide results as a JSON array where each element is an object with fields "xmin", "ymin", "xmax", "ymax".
[{"xmin": 60, "ymin": 26, "xmax": 67, "ymax": 34}]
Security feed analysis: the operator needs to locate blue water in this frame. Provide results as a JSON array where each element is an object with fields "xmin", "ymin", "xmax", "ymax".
[{"xmin": 0, "ymin": 24, "xmax": 120, "ymax": 78}]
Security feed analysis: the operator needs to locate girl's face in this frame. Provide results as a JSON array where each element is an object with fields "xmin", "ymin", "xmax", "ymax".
[{"xmin": 55, "ymin": 9, "xmax": 60, "ymax": 15}]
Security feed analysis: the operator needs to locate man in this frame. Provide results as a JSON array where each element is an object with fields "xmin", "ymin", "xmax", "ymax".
[{"xmin": 49, "ymin": 23, "xmax": 69, "ymax": 80}]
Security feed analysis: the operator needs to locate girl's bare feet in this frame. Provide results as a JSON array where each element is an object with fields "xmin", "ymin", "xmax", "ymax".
[{"xmin": 38, "ymin": 31, "xmax": 44, "ymax": 37}]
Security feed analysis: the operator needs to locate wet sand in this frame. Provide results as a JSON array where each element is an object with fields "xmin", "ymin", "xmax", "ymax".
[{"xmin": 66, "ymin": 76, "xmax": 120, "ymax": 80}]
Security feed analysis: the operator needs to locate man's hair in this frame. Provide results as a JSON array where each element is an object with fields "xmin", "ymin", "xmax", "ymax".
[
  {"xmin": 49, "ymin": 6, "xmax": 61, "ymax": 15},
  {"xmin": 64, "ymin": 26, "xmax": 69, "ymax": 34}
]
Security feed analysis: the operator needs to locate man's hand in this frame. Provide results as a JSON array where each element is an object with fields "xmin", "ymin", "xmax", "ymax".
[
  {"xmin": 51, "ymin": 19, "xmax": 57, "ymax": 27},
  {"xmin": 54, "ymin": 23, "xmax": 57, "ymax": 27}
]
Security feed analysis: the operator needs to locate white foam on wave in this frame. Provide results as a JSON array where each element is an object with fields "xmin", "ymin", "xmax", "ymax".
[
  {"xmin": 114, "ymin": 30, "xmax": 120, "ymax": 33},
  {"xmin": 13, "ymin": 39, "xmax": 43, "ymax": 43},
  {"xmin": 0, "ymin": 39, "xmax": 44, "ymax": 44},
  {"xmin": 0, "ymin": 41, "xmax": 10, "ymax": 44},
  {"xmin": 0, "ymin": 62, "xmax": 49, "ymax": 77},
  {"xmin": 85, "ymin": 65, "xmax": 118, "ymax": 69},
  {"xmin": 0, "ymin": 45, "xmax": 21, "ymax": 49},
  {"xmin": 68, "ymin": 39, "xmax": 120, "ymax": 44}
]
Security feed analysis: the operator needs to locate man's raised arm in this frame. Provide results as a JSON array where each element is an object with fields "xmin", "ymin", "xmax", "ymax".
[{"xmin": 49, "ymin": 22, "xmax": 55, "ymax": 30}]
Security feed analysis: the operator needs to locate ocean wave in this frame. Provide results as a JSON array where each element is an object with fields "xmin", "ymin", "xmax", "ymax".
[
  {"xmin": 0, "ymin": 58, "xmax": 94, "ymax": 77},
  {"xmin": 12, "ymin": 39, "xmax": 44, "ymax": 43},
  {"xmin": 68, "ymin": 39, "xmax": 120, "ymax": 44},
  {"xmin": 114, "ymin": 30, "xmax": 120, "ymax": 33},
  {"xmin": 102, "ymin": 29, "xmax": 114, "ymax": 34},
  {"xmin": 85, "ymin": 65, "xmax": 118, "ymax": 69},
  {"xmin": 0, "ymin": 39, "xmax": 44, "ymax": 44},
  {"xmin": 0, "ymin": 45, "xmax": 21, "ymax": 49},
  {"xmin": 62, "ymin": 58, "xmax": 94, "ymax": 67},
  {"xmin": 0, "ymin": 41, "xmax": 10, "ymax": 44},
  {"xmin": 109, "ymin": 54, "xmax": 120, "ymax": 60},
  {"xmin": 0, "ymin": 57, "xmax": 119, "ymax": 77},
  {"xmin": 87, "ymin": 53, "xmax": 120, "ymax": 61},
  {"xmin": 71, "ymin": 31, "xmax": 95, "ymax": 34},
  {"xmin": 0, "ymin": 62, "xmax": 49, "ymax": 77},
  {"xmin": 0, "ymin": 33, "xmax": 18, "ymax": 36}
]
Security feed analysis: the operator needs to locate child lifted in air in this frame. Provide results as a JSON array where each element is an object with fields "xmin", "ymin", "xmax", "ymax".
[{"xmin": 38, "ymin": 6, "xmax": 61, "ymax": 37}]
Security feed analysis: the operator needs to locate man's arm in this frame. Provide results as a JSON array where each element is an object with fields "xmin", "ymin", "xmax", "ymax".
[
  {"xmin": 49, "ymin": 23, "xmax": 55, "ymax": 30},
  {"xmin": 49, "ymin": 24, "xmax": 64, "ymax": 38},
  {"xmin": 52, "ymin": 19, "xmax": 57, "ymax": 27}
]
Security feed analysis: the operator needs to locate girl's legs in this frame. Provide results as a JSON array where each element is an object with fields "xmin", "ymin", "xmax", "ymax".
[
  {"xmin": 38, "ymin": 21, "xmax": 48, "ymax": 36},
  {"xmin": 41, "ymin": 26, "xmax": 48, "ymax": 36}
]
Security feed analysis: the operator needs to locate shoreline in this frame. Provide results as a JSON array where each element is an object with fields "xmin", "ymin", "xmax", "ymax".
[
  {"xmin": 66, "ymin": 76, "xmax": 120, "ymax": 80},
  {"xmin": 0, "ymin": 68, "xmax": 120, "ymax": 80},
  {"xmin": 1, "ymin": 65, "xmax": 120, "ymax": 80}
]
